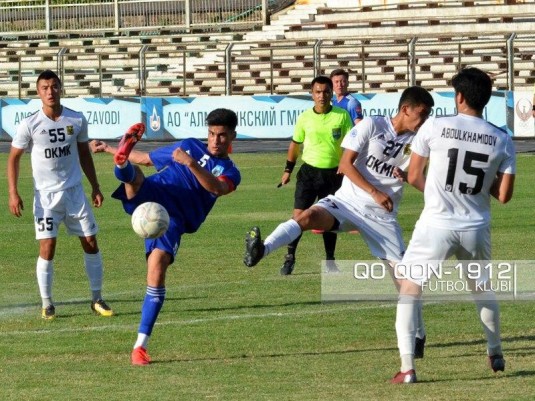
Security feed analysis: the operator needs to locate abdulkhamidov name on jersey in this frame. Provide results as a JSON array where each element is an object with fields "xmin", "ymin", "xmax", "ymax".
[{"xmin": 441, "ymin": 127, "xmax": 498, "ymax": 146}]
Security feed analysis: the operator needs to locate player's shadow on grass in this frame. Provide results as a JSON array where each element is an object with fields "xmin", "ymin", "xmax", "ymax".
[
  {"xmin": 418, "ymin": 371, "xmax": 535, "ymax": 384},
  {"xmin": 31, "ymin": 296, "xmax": 205, "ymax": 318},
  {"xmin": 179, "ymin": 299, "xmax": 322, "ymax": 313},
  {"xmin": 429, "ymin": 335, "xmax": 535, "ymax": 355},
  {"xmin": 151, "ymin": 345, "xmax": 399, "ymax": 365}
]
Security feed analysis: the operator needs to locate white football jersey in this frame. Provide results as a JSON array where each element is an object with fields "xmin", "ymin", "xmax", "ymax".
[
  {"xmin": 12, "ymin": 107, "xmax": 88, "ymax": 192},
  {"xmin": 412, "ymin": 114, "xmax": 516, "ymax": 230},
  {"xmin": 336, "ymin": 116, "xmax": 415, "ymax": 219}
]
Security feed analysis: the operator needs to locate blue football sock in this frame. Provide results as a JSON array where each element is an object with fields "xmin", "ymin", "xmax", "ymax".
[
  {"xmin": 138, "ymin": 286, "xmax": 166, "ymax": 336},
  {"xmin": 114, "ymin": 161, "xmax": 136, "ymax": 183}
]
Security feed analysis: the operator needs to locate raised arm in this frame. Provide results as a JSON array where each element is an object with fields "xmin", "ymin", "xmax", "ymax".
[
  {"xmin": 90, "ymin": 139, "xmax": 153, "ymax": 167},
  {"xmin": 172, "ymin": 147, "xmax": 234, "ymax": 196}
]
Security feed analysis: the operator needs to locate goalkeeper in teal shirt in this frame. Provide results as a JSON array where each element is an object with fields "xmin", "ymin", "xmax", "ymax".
[{"xmin": 277, "ymin": 75, "xmax": 353, "ymax": 275}]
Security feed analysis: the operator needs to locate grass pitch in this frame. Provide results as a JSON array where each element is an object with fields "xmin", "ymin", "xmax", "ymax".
[{"xmin": 0, "ymin": 151, "xmax": 534, "ymax": 401}]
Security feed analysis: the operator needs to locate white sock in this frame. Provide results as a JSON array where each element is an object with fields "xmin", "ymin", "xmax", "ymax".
[
  {"xmin": 396, "ymin": 294, "xmax": 418, "ymax": 371},
  {"xmin": 84, "ymin": 252, "xmax": 103, "ymax": 301},
  {"xmin": 36, "ymin": 257, "xmax": 54, "ymax": 307},
  {"xmin": 134, "ymin": 333, "xmax": 150, "ymax": 349},
  {"xmin": 474, "ymin": 290, "xmax": 502, "ymax": 356},
  {"xmin": 263, "ymin": 219, "xmax": 302, "ymax": 257},
  {"xmin": 415, "ymin": 300, "xmax": 426, "ymax": 339}
]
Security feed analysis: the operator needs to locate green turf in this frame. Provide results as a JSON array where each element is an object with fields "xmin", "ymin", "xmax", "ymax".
[{"xmin": 0, "ymin": 152, "xmax": 534, "ymax": 401}]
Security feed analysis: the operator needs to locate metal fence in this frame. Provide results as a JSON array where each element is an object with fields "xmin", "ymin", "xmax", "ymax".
[
  {"xmin": 1, "ymin": 1, "xmax": 533, "ymax": 98},
  {"xmin": 0, "ymin": 0, "xmax": 270, "ymax": 35},
  {"xmin": 1, "ymin": 33, "xmax": 533, "ymax": 99}
]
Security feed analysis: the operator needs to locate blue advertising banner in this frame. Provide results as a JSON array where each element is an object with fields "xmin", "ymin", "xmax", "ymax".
[
  {"xmin": 355, "ymin": 91, "xmax": 507, "ymax": 132},
  {"xmin": 0, "ymin": 91, "xmax": 525, "ymax": 141},
  {"xmin": 0, "ymin": 97, "xmax": 140, "ymax": 140}
]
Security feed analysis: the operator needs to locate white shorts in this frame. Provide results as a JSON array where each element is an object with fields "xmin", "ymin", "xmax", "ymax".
[
  {"xmin": 33, "ymin": 184, "xmax": 99, "ymax": 240},
  {"xmin": 399, "ymin": 219, "xmax": 491, "ymax": 286},
  {"xmin": 315, "ymin": 195, "xmax": 405, "ymax": 262}
]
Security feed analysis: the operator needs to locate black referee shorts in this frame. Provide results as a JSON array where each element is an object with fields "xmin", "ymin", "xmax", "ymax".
[{"xmin": 294, "ymin": 163, "xmax": 343, "ymax": 210}]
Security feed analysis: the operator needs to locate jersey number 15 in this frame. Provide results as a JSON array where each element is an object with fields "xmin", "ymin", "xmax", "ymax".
[{"xmin": 445, "ymin": 148, "xmax": 489, "ymax": 195}]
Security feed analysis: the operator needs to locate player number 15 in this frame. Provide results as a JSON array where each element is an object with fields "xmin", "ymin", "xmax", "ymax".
[{"xmin": 445, "ymin": 148, "xmax": 489, "ymax": 195}]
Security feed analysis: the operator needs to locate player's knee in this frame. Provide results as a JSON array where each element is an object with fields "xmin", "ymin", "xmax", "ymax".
[
  {"xmin": 80, "ymin": 235, "xmax": 98, "ymax": 253},
  {"xmin": 294, "ymin": 208, "xmax": 320, "ymax": 230}
]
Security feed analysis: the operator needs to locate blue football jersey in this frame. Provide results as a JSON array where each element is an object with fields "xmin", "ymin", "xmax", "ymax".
[
  {"xmin": 332, "ymin": 94, "xmax": 363, "ymax": 124},
  {"xmin": 113, "ymin": 138, "xmax": 240, "ymax": 234},
  {"xmin": 147, "ymin": 138, "xmax": 241, "ymax": 232}
]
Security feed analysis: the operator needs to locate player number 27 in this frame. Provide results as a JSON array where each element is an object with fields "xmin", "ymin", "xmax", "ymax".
[{"xmin": 445, "ymin": 148, "xmax": 489, "ymax": 195}]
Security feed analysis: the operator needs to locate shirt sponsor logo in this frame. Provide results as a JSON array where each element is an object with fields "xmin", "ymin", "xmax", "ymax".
[
  {"xmin": 44, "ymin": 144, "xmax": 71, "ymax": 159},
  {"xmin": 211, "ymin": 165, "xmax": 224, "ymax": 177},
  {"xmin": 332, "ymin": 127, "xmax": 342, "ymax": 140}
]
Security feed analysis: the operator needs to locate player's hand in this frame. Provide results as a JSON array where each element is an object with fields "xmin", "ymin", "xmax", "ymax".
[
  {"xmin": 371, "ymin": 190, "xmax": 393, "ymax": 212},
  {"xmin": 393, "ymin": 167, "xmax": 407, "ymax": 182},
  {"xmin": 172, "ymin": 147, "xmax": 194, "ymax": 167},
  {"xmin": 279, "ymin": 171, "xmax": 291, "ymax": 186},
  {"xmin": 92, "ymin": 188, "xmax": 104, "ymax": 208},
  {"xmin": 90, "ymin": 140, "xmax": 108, "ymax": 153},
  {"xmin": 8, "ymin": 193, "xmax": 24, "ymax": 217}
]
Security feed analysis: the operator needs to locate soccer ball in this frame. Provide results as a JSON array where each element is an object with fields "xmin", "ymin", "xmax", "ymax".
[{"xmin": 131, "ymin": 202, "xmax": 170, "ymax": 239}]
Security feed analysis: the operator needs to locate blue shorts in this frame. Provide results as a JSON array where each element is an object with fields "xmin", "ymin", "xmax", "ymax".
[
  {"xmin": 143, "ymin": 217, "xmax": 183, "ymax": 264},
  {"xmin": 112, "ymin": 179, "xmax": 185, "ymax": 264}
]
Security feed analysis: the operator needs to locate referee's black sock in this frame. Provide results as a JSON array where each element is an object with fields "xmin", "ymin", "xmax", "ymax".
[
  {"xmin": 287, "ymin": 235, "xmax": 301, "ymax": 256},
  {"xmin": 323, "ymin": 232, "xmax": 337, "ymax": 260}
]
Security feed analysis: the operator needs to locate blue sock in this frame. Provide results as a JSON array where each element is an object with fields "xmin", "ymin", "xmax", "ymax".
[
  {"xmin": 114, "ymin": 161, "xmax": 136, "ymax": 183},
  {"xmin": 138, "ymin": 286, "xmax": 166, "ymax": 336}
]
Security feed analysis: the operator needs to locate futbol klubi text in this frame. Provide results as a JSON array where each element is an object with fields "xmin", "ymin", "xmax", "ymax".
[{"xmin": 351, "ymin": 261, "xmax": 517, "ymax": 294}]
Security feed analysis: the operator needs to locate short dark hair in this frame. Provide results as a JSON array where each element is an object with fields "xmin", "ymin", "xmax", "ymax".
[
  {"xmin": 451, "ymin": 67, "xmax": 492, "ymax": 111},
  {"xmin": 311, "ymin": 75, "xmax": 333, "ymax": 90},
  {"xmin": 37, "ymin": 70, "xmax": 61, "ymax": 87},
  {"xmin": 329, "ymin": 69, "xmax": 349, "ymax": 80},
  {"xmin": 398, "ymin": 86, "xmax": 434, "ymax": 109},
  {"xmin": 206, "ymin": 108, "xmax": 238, "ymax": 131}
]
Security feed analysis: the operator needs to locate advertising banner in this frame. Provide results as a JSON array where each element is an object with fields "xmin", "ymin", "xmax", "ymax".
[{"xmin": 0, "ymin": 92, "xmax": 519, "ymax": 140}]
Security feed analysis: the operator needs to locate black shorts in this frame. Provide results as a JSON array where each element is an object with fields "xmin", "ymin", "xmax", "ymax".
[{"xmin": 294, "ymin": 163, "xmax": 343, "ymax": 210}]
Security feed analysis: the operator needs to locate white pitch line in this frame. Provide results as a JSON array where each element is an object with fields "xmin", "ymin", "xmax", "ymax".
[{"xmin": 0, "ymin": 303, "xmax": 396, "ymax": 337}]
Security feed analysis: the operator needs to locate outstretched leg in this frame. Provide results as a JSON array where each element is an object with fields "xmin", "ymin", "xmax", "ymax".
[
  {"xmin": 114, "ymin": 122, "xmax": 145, "ymax": 166},
  {"xmin": 114, "ymin": 123, "xmax": 145, "ymax": 184},
  {"xmin": 243, "ymin": 206, "xmax": 336, "ymax": 268}
]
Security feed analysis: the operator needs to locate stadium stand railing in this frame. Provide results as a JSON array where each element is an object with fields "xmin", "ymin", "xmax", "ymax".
[
  {"xmin": 0, "ymin": 0, "xmax": 271, "ymax": 36},
  {"xmin": 0, "ymin": 0, "xmax": 533, "ymax": 97}
]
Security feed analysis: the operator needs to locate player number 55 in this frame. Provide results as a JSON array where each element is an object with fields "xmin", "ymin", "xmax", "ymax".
[{"xmin": 36, "ymin": 217, "xmax": 53, "ymax": 232}]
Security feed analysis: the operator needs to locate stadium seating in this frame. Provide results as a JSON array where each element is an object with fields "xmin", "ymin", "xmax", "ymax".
[{"xmin": 0, "ymin": 0, "xmax": 534, "ymax": 97}]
